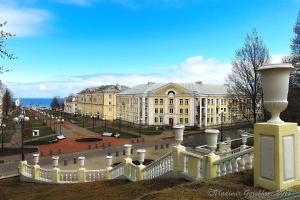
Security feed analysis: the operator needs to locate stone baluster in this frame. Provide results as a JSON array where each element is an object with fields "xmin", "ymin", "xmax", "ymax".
[
  {"xmin": 216, "ymin": 164, "xmax": 221, "ymax": 177},
  {"xmin": 245, "ymin": 154, "xmax": 253, "ymax": 169},
  {"xmin": 238, "ymin": 156, "xmax": 245, "ymax": 171},
  {"xmin": 183, "ymin": 154, "xmax": 187, "ymax": 173},
  {"xmin": 221, "ymin": 162, "xmax": 227, "ymax": 176},
  {"xmin": 226, "ymin": 160, "xmax": 232, "ymax": 174},
  {"xmin": 231, "ymin": 158, "xmax": 239, "ymax": 173},
  {"xmin": 196, "ymin": 158, "xmax": 201, "ymax": 179}
]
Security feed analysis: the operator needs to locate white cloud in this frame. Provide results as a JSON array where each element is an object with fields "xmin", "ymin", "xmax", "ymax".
[
  {"xmin": 0, "ymin": 2, "xmax": 51, "ymax": 37},
  {"xmin": 6, "ymin": 55, "xmax": 231, "ymax": 97}
]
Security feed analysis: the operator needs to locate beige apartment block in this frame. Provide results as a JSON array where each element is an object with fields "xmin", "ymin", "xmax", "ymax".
[
  {"xmin": 117, "ymin": 82, "xmax": 258, "ymax": 127},
  {"xmin": 76, "ymin": 84, "xmax": 128, "ymax": 120}
]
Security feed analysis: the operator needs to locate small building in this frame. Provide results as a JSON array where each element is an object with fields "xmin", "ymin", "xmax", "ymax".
[{"xmin": 64, "ymin": 94, "xmax": 77, "ymax": 114}]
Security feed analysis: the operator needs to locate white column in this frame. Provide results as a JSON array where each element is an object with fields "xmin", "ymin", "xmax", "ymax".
[
  {"xmin": 137, "ymin": 97, "xmax": 140, "ymax": 122},
  {"xmin": 142, "ymin": 96, "xmax": 145, "ymax": 124},
  {"xmin": 190, "ymin": 98, "xmax": 195, "ymax": 126},
  {"xmin": 214, "ymin": 98, "xmax": 217, "ymax": 124},
  {"xmin": 199, "ymin": 98, "xmax": 202, "ymax": 127},
  {"xmin": 219, "ymin": 98, "xmax": 222, "ymax": 123},
  {"xmin": 148, "ymin": 97, "xmax": 154, "ymax": 125},
  {"xmin": 205, "ymin": 98, "xmax": 208, "ymax": 127}
]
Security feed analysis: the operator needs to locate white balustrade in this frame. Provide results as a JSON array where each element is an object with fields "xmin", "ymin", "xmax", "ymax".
[
  {"xmin": 85, "ymin": 170, "xmax": 106, "ymax": 182},
  {"xmin": 144, "ymin": 152, "xmax": 174, "ymax": 180},
  {"xmin": 111, "ymin": 163, "xmax": 124, "ymax": 179},
  {"xmin": 127, "ymin": 162, "xmax": 138, "ymax": 181},
  {"xmin": 59, "ymin": 170, "xmax": 78, "ymax": 183},
  {"xmin": 38, "ymin": 168, "xmax": 52, "ymax": 182},
  {"xmin": 214, "ymin": 147, "xmax": 253, "ymax": 177},
  {"xmin": 23, "ymin": 163, "xmax": 32, "ymax": 177},
  {"xmin": 182, "ymin": 151, "xmax": 204, "ymax": 179}
]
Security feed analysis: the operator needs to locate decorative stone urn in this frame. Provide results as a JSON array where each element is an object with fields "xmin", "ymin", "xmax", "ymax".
[
  {"xmin": 173, "ymin": 124, "xmax": 185, "ymax": 146},
  {"xmin": 205, "ymin": 129, "xmax": 219, "ymax": 155},
  {"xmin": 136, "ymin": 149, "xmax": 146, "ymax": 165},
  {"xmin": 258, "ymin": 63, "xmax": 294, "ymax": 123},
  {"xmin": 78, "ymin": 156, "xmax": 85, "ymax": 168},
  {"xmin": 52, "ymin": 156, "xmax": 59, "ymax": 167},
  {"xmin": 106, "ymin": 156, "xmax": 112, "ymax": 167},
  {"xmin": 124, "ymin": 144, "xmax": 132, "ymax": 157},
  {"xmin": 33, "ymin": 153, "xmax": 39, "ymax": 165}
]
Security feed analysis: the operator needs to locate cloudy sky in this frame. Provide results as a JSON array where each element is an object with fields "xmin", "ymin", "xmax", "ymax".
[{"xmin": 0, "ymin": 0, "xmax": 299, "ymax": 98}]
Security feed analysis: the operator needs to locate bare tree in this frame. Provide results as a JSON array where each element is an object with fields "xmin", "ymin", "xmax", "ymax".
[
  {"xmin": 226, "ymin": 29, "xmax": 270, "ymax": 123},
  {"xmin": 0, "ymin": 21, "xmax": 16, "ymax": 73}
]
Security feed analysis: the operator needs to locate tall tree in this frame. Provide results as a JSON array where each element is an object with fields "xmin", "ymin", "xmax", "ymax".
[
  {"xmin": 227, "ymin": 30, "xmax": 270, "ymax": 123},
  {"xmin": 0, "ymin": 21, "xmax": 16, "ymax": 73},
  {"xmin": 283, "ymin": 11, "xmax": 300, "ymax": 88},
  {"xmin": 50, "ymin": 97, "xmax": 61, "ymax": 111},
  {"xmin": 2, "ymin": 89, "xmax": 13, "ymax": 117}
]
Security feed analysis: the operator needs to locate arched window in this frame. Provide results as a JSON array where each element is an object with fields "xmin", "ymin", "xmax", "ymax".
[{"xmin": 167, "ymin": 90, "xmax": 175, "ymax": 96}]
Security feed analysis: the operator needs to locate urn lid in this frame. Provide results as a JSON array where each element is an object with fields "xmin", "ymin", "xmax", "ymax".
[
  {"xmin": 204, "ymin": 129, "xmax": 220, "ymax": 134},
  {"xmin": 137, "ymin": 149, "xmax": 146, "ymax": 153},
  {"xmin": 173, "ymin": 124, "xmax": 185, "ymax": 129},
  {"xmin": 258, "ymin": 63, "xmax": 294, "ymax": 71}
]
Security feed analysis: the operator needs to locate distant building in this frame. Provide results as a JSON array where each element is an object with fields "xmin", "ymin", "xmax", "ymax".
[
  {"xmin": 64, "ymin": 94, "xmax": 77, "ymax": 114},
  {"xmin": 117, "ymin": 82, "xmax": 260, "ymax": 127},
  {"xmin": 76, "ymin": 84, "xmax": 129, "ymax": 120}
]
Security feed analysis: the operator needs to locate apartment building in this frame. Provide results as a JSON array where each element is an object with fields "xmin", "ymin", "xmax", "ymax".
[
  {"xmin": 76, "ymin": 84, "xmax": 128, "ymax": 120},
  {"xmin": 117, "ymin": 82, "xmax": 253, "ymax": 127}
]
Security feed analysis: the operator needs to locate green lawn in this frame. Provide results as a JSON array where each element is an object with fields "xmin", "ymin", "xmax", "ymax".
[
  {"xmin": 88, "ymin": 127, "xmax": 139, "ymax": 138},
  {"xmin": 24, "ymin": 134, "xmax": 58, "ymax": 145}
]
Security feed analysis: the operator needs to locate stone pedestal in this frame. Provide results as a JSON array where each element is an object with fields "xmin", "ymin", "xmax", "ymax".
[
  {"xmin": 205, "ymin": 154, "xmax": 220, "ymax": 180},
  {"xmin": 52, "ymin": 167, "xmax": 60, "ymax": 183},
  {"xmin": 32, "ymin": 165, "xmax": 40, "ymax": 180},
  {"xmin": 254, "ymin": 122, "xmax": 299, "ymax": 190},
  {"xmin": 172, "ymin": 145, "xmax": 186, "ymax": 172},
  {"xmin": 123, "ymin": 157, "xmax": 133, "ymax": 177},
  {"xmin": 77, "ymin": 168, "xmax": 86, "ymax": 182}
]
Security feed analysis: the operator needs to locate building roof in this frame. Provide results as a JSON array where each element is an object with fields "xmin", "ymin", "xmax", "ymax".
[
  {"xmin": 119, "ymin": 82, "xmax": 228, "ymax": 96},
  {"xmin": 77, "ymin": 84, "xmax": 129, "ymax": 94}
]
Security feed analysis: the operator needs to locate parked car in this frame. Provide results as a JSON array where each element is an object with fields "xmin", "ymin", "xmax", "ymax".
[
  {"xmin": 70, "ymin": 120, "xmax": 77, "ymax": 124},
  {"xmin": 102, "ymin": 132, "xmax": 113, "ymax": 137},
  {"xmin": 113, "ymin": 133, "xmax": 120, "ymax": 138}
]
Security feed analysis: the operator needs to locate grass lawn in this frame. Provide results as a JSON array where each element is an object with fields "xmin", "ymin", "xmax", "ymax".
[
  {"xmin": 24, "ymin": 134, "xmax": 57, "ymax": 146},
  {"xmin": 0, "ymin": 170, "xmax": 284, "ymax": 200}
]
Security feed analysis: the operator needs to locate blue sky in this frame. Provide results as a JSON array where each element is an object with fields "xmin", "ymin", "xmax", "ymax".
[{"xmin": 0, "ymin": 0, "xmax": 299, "ymax": 97}]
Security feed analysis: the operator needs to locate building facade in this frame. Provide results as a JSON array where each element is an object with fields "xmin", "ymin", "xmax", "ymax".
[
  {"xmin": 76, "ymin": 84, "xmax": 128, "ymax": 120},
  {"xmin": 64, "ymin": 94, "xmax": 77, "ymax": 114},
  {"xmin": 117, "ymin": 82, "xmax": 254, "ymax": 127}
]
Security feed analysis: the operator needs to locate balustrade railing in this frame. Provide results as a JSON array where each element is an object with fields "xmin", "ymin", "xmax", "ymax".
[
  {"xmin": 182, "ymin": 151, "xmax": 204, "ymax": 179},
  {"xmin": 214, "ymin": 147, "xmax": 253, "ymax": 177},
  {"xmin": 59, "ymin": 170, "xmax": 78, "ymax": 183},
  {"xmin": 23, "ymin": 163, "xmax": 32, "ymax": 178},
  {"xmin": 144, "ymin": 152, "xmax": 174, "ymax": 180},
  {"xmin": 85, "ymin": 170, "xmax": 106, "ymax": 182},
  {"xmin": 38, "ymin": 168, "xmax": 52, "ymax": 182},
  {"xmin": 127, "ymin": 162, "xmax": 138, "ymax": 181},
  {"xmin": 111, "ymin": 163, "xmax": 124, "ymax": 179}
]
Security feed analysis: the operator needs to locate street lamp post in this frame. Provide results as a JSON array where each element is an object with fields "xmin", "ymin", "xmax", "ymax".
[
  {"xmin": 1, "ymin": 123, "xmax": 6, "ymax": 150},
  {"xmin": 138, "ymin": 118, "xmax": 142, "ymax": 137},
  {"xmin": 102, "ymin": 115, "xmax": 107, "ymax": 131},
  {"xmin": 219, "ymin": 110, "xmax": 224, "ymax": 142},
  {"xmin": 13, "ymin": 110, "xmax": 30, "ymax": 161},
  {"xmin": 57, "ymin": 117, "xmax": 64, "ymax": 135},
  {"xmin": 91, "ymin": 115, "xmax": 96, "ymax": 130}
]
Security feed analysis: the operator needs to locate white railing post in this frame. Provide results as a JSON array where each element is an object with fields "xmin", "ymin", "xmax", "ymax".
[
  {"xmin": 51, "ymin": 156, "xmax": 60, "ymax": 183},
  {"xmin": 123, "ymin": 144, "xmax": 133, "ymax": 178},
  {"xmin": 78, "ymin": 156, "xmax": 86, "ymax": 182},
  {"xmin": 32, "ymin": 153, "xmax": 40, "ymax": 180},
  {"xmin": 105, "ymin": 156, "xmax": 113, "ymax": 179},
  {"xmin": 137, "ymin": 149, "xmax": 146, "ymax": 181}
]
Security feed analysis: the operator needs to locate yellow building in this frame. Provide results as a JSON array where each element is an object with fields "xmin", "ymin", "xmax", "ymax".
[
  {"xmin": 76, "ymin": 84, "xmax": 128, "ymax": 120},
  {"xmin": 117, "ymin": 82, "xmax": 255, "ymax": 127}
]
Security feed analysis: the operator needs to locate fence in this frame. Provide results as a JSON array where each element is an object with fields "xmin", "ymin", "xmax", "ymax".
[{"xmin": 19, "ymin": 135, "xmax": 253, "ymax": 184}]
